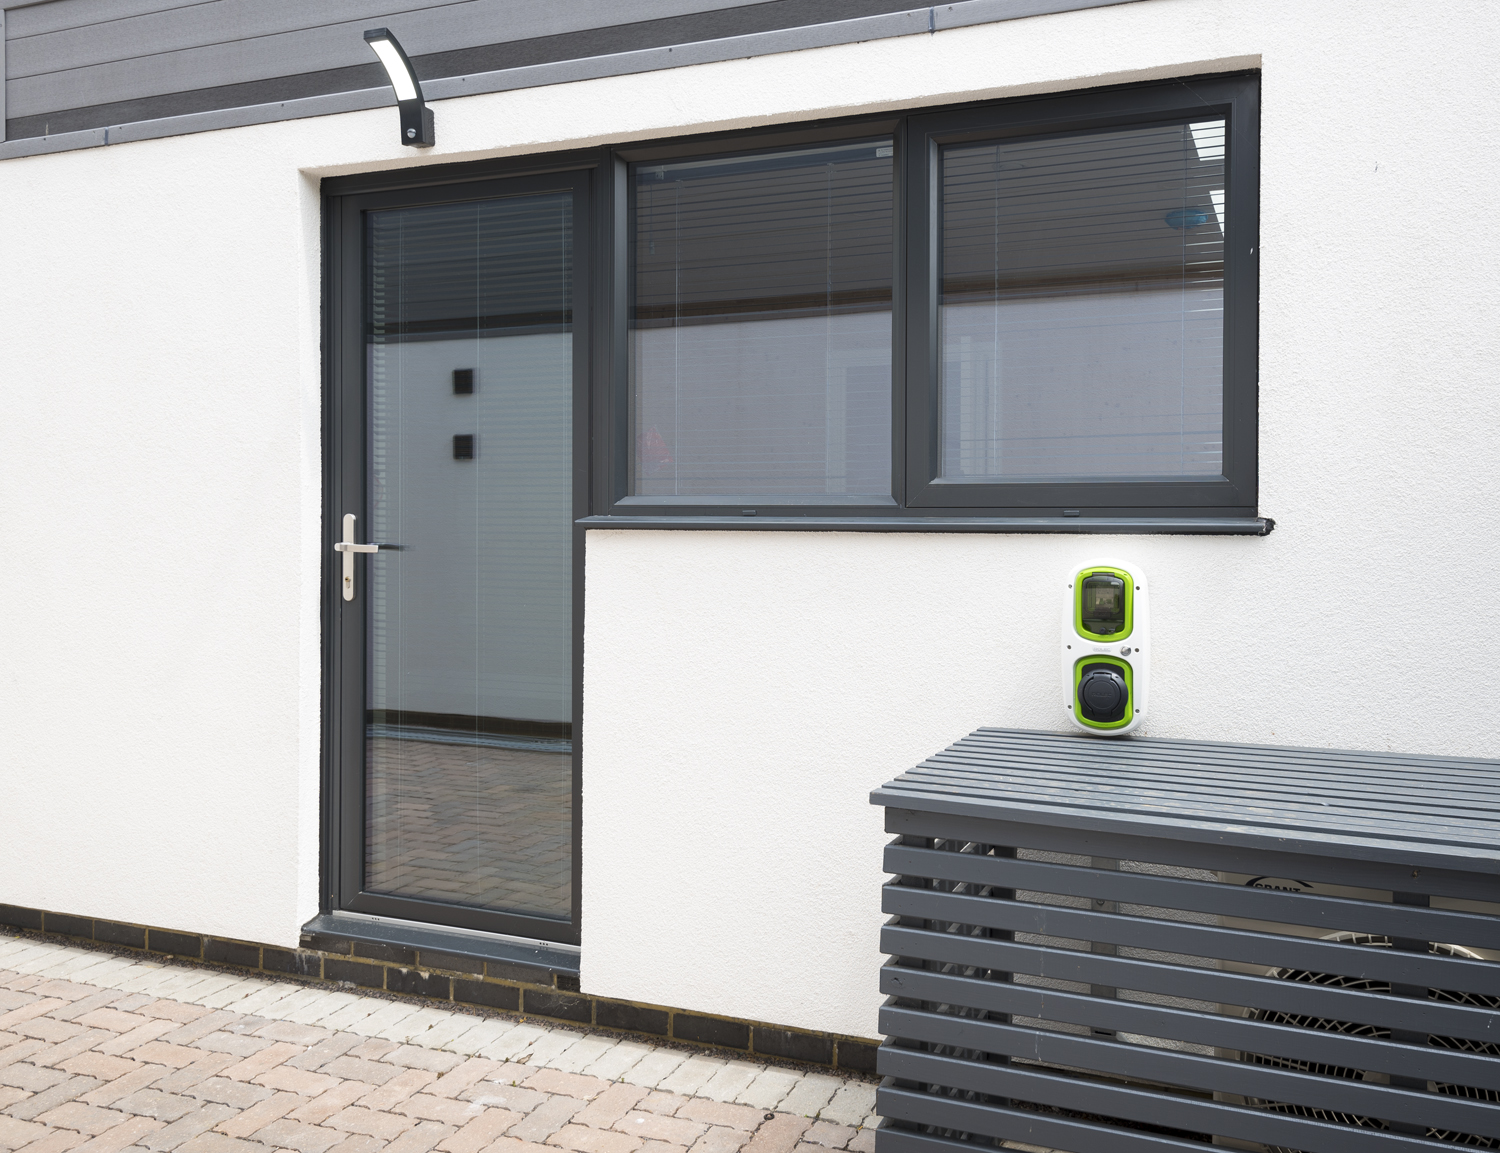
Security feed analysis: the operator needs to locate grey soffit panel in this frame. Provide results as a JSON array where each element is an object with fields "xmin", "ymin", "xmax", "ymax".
[
  {"xmin": 870, "ymin": 727, "xmax": 1500, "ymax": 872},
  {"xmin": 0, "ymin": 0, "xmax": 1147, "ymax": 159}
]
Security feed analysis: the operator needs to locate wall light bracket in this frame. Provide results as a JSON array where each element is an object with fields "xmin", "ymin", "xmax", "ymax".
[{"xmin": 363, "ymin": 28, "xmax": 434, "ymax": 148}]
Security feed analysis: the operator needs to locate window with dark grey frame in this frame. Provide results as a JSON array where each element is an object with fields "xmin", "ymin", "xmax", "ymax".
[{"xmin": 592, "ymin": 71, "xmax": 1260, "ymax": 528}]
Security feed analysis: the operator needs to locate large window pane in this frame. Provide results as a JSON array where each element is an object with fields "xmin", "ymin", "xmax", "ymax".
[
  {"xmin": 364, "ymin": 194, "xmax": 573, "ymax": 921},
  {"xmin": 631, "ymin": 141, "xmax": 893, "ymax": 499},
  {"xmin": 940, "ymin": 120, "xmax": 1226, "ymax": 480}
]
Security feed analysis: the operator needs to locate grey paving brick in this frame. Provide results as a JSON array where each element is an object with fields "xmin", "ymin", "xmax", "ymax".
[
  {"xmin": 175, "ymin": 1133, "xmax": 269, "ymax": 1153},
  {"xmin": 504, "ymin": 1094, "xmax": 584, "ymax": 1143},
  {"xmin": 80, "ymin": 1064, "xmax": 171, "ymax": 1107},
  {"xmin": 187, "ymin": 1035, "xmax": 269, "ymax": 1059},
  {"xmin": 457, "ymin": 1083, "xmax": 546, "ymax": 1112},
  {"xmin": 29, "ymin": 1028, "xmax": 114, "ymax": 1070},
  {"xmin": 250, "ymin": 1118, "xmax": 346, "ymax": 1153},
  {"xmin": 385, "ymin": 1119, "xmax": 453, "ymax": 1153},
  {"xmin": 253, "ymin": 1022, "xmax": 333, "ymax": 1047},
  {"xmin": 112, "ymin": 1088, "xmax": 202, "ymax": 1122},
  {"xmin": 160, "ymin": 1013, "xmax": 242, "ymax": 1047},
  {"xmin": 0, "ymin": 1063, "xmax": 69, "ymax": 1093},
  {"xmin": 318, "ymin": 1056, "xmax": 401, "ymax": 1085},
  {"xmin": 182, "ymin": 1078, "xmax": 274, "ymax": 1109},
  {"xmin": 49, "ymin": 992, "xmax": 126, "ymax": 1023},
  {"xmin": 284, "ymin": 1033, "xmax": 362, "ymax": 1073},
  {"xmin": 152, "ymin": 1053, "xmax": 239, "ymax": 1094},
  {"xmin": 7, "ymin": 1075, "xmax": 100, "ymax": 1120},
  {"xmin": 137, "ymin": 1102, "xmax": 239, "ymax": 1150},
  {"xmin": 32, "ymin": 1101, "xmax": 128, "ymax": 1136}
]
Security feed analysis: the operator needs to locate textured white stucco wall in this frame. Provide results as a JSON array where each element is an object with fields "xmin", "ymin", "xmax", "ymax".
[{"xmin": 1, "ymin": 0, "xmax": 1496, "ymax": 1039}]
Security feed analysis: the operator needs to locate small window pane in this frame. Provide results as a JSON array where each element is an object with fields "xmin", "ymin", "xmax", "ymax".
[
  {"xmin": 631, "ymin": 141, "xmax": 893, "ymax": 499},
  {"xmin": 940, "ymin": 120, "xmax": 1225, "ymax": 481}
]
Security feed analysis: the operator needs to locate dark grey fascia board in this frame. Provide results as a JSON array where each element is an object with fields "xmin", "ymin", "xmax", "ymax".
[
  {"xmin": 0, "ymin": 0, "xmax": 1144, "ymax": 162},
  {"xmin": 579, "ymin": 516, "xmax": 1274, "ymax": 535},
  {"xmin": 304, "ymin": 911, "xmax": 580, "ymax": 976}
]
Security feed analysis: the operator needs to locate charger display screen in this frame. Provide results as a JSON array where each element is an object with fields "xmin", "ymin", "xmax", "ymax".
[{"xmin": 1080, "ymin": 573, "xmax": 1127, "ymax": 636}]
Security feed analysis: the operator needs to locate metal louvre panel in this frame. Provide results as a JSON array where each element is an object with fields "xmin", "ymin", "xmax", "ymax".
[
  {"xmin": 882, "ymin": 1006, "xmax": 1500, "ymax": 1139},
  {"xmin": 880, "ymin": 926, "xmax": 1500, "ymax": 1047},
  {"xmin": 878, "ymin": 1050, "xmax": 1449, "ymax": 1152},
  {"xmin": 881, "ymin": 964, "xmax": 1500, "ymax": 1092},
  {"xmin": 882, "ymin": 885, "xmax": 1500, "ymax": 995},
  {"xmin": 882, "ymin": 806, "xmax": 1499, "ymax": 902},
  {"xmin": 884, "ymin": 845, "xmax": 1500, "ymax": 948},
  {"xmin": 872, "ymin": 728, "xmax": 1500, "ymax": 1153},
  {"xmin": 878, "ymin": 1088, "xmax": 1208, "ymax": 1152}
]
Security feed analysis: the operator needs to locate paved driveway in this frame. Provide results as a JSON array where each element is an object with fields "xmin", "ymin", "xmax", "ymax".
[{"xmin": 0, "ymin": 934, "xmax": 877, "ymax": 1153}]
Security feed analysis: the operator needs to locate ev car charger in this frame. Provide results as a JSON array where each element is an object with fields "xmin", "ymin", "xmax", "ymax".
[{"xmin": 1062, "ymin": 559, "xmax": 1149, "ymax": 736}]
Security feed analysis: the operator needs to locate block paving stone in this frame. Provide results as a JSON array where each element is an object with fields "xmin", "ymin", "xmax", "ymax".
[{"xmin": 0, "ymin": 935, "xmax": 879, "ymax": 1153}]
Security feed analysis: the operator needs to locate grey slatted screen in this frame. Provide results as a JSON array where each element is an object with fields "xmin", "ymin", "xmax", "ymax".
[{"xmin": 871, "ymin": 728, "xmax": 1500, "ymax": 1153}]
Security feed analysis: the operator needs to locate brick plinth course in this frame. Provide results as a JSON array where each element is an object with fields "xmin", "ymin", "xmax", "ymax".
[
  {"xmin": 0, "ymin": 933, "xmax": 878, "ymax": 1153},
  {"xmin": 0, "ymin": 911, "xmax": 874, "ymax": 1077}
]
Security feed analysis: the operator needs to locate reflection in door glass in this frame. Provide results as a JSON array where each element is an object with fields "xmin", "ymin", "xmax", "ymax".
[{"xmin": 364, "ymin": 193, "xmax": 572, "ymax": 921}]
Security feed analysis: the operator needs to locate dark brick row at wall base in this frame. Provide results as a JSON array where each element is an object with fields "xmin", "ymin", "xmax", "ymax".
[{"xmin": 0, "ymin": 904, "xmax": 877, "ymax": 1073}]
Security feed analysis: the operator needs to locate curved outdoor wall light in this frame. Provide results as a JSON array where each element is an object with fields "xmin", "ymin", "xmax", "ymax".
[{"xmin": 364, "ymin": 28, "xmax": 434, "ymax": 147}]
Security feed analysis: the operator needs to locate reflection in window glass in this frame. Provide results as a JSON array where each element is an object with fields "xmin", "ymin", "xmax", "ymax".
[
  {"xmin": 631, "ymin": 141, "xmax": 893, "ymax": 499},
  {"xmin": 940, "ymin": 121, "xmax": 1225, "ymax": 480}
]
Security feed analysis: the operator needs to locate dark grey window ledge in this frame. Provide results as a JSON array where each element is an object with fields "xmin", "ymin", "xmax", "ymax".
[
  {"xmin": 304, "ymin": 911, "xmax": 580, "ymax": 977},
  {"xmin": 579, "ymin": 515, "xmax": 1274, "ymax": 535}
]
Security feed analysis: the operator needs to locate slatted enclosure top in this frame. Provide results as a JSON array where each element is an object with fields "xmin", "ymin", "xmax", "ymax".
[
  {"xmin": 872, "ymin": 728, "xmax": 1500, "ymax": 1153},
  {"xmin": 871, "ymin": 727, "xmax": 1500, "ymax": 874}
]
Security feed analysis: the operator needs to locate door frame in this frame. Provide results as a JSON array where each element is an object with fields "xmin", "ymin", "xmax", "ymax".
[{"xmin": 322, "ymin": 151, "xmax": 609, "ymax": 947}]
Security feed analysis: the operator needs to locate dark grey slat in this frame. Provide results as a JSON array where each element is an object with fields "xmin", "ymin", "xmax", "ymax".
[
  {"xmin": 880, "ymin": 964, "xmax": 1500, "ymax": 1092},
  {"xmin": 955, "ymin": 728, "xmax": 1499, "ymax": 779},
  {"xmin": 7, "ymin": 0, "xmax": 920, "ymax": 118},
  {"xmin": 946, "ymin": 734, "xmax": 1500, "ymax": 787},
  {"xmin": 871, "ymin": 785, "xmax": 1500, "ymax": 875},
  {"xmin": 885, "ymin": 845, "xmax": 1500, "ymax": 948},
  {"xmin": 879, "ymin": 769, "xmax": 1500, "ymax": 836},
  {"xmin": 918, "ymin": 752, "xmax": 1500, "ymax": 814},
  {"xmin": 7, "ymin": 0, "xmax": 742, "ymax": 71},
  {"xmin": 881, "ymin": 1006, "xmax": 1500, "ymax": 1140},
  {"xmin": 877, "ymin": 1049, "xmax": 1445, "ymax": 1153},
  {"xmin": 8, "ymin": 0, "xmax": 213, "ymax": 38},
  {"xmin": 876, "ymin": 1091, "xmax": 1207, "ymax": 1153},
  {"xmin": 884, "ymin": 771, "xmax": 1500, "ymax": 846},
  {"xmin": 960, "ymin": 726, "xmax": 1500, "ymax": 775},
  {"xmin": 882, "ymin": 886, "xmax": 1500, "ymax": 996},
  {"xmin": 916, "ymin": 763, "xmax": 1500, "ymax": 824},
  {"xmin": 881, "ymin": 925, "xmax": 1500, "ymax": 1046},
  {"xmin": 936, "ymin": 735, "xmax": 1500, "ymax": 792},
  {"xmin": 883, "ymin": 809, "xmax": 1500, "ymax": 902}
]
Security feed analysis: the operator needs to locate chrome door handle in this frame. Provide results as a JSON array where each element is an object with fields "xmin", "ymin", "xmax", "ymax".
[{"xmin": 336, "ymin": 513, "xmax": 380, "ymax": 601}]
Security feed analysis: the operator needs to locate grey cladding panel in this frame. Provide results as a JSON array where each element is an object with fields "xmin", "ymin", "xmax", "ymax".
[
  {"xmin": 1, "ymin": 0, "xmax": 1149, "ymax": 149},
  {"xmin": 5, "ymin": 0, "xmax": 775, "ymax": 115}
]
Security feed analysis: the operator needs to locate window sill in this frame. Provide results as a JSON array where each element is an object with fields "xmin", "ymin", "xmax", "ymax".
[{"xmin": 579, "ymin": 515, "xmax": 1273, "ymax": 535}]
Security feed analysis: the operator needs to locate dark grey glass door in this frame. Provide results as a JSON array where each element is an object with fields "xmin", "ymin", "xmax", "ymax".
[{"xmin": 329, "ymin": 171, "xmax": 588, "ymax": 943}]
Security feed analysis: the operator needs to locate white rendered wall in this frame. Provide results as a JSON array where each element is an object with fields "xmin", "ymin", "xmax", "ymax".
[{"xmin": 0, "ymin": 0, "xmax": 1496, "ymax": 1040}]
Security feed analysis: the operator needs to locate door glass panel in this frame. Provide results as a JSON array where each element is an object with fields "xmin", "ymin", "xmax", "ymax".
[
  {"xmin": 939, "ymin": 120, "xmax": 1225, "ymax": 480},
  {"xmin": 364, "ymin": 193, "xmax": 573, "ymax": 921}
]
